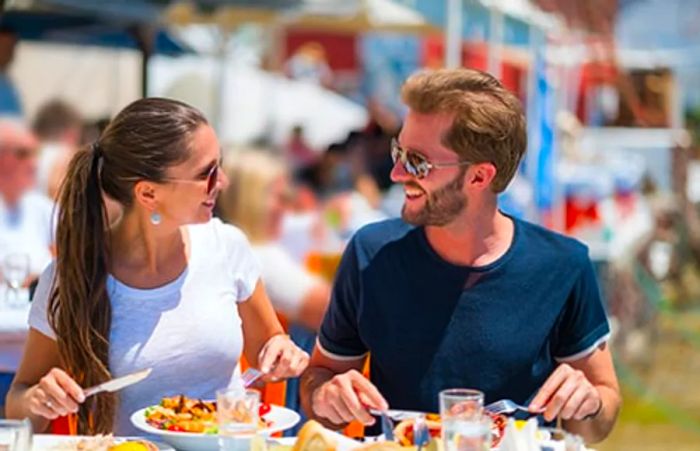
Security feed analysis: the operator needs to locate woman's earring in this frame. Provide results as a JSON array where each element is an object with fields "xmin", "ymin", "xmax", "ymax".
[{"xmin": 150, "ymin": 211, "xmax": 162, "ymax": 225}]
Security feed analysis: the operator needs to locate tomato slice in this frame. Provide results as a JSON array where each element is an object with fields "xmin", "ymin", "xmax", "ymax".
[{"xmin": 259, "ymin": 402, "xmax": 272, "ymax": 417}]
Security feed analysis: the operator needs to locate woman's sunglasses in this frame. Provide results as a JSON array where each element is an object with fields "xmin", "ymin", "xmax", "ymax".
[
  {"xmin": 391, "ymin": 138, "xmax": 472, "ymax": 179},
  {"xmin": 165, "ymin": 160, "xmax": 220, "ymax": 196},
  {"xmin": 203, "ymin": 162, "xmax": 220, "ymax": 195}
]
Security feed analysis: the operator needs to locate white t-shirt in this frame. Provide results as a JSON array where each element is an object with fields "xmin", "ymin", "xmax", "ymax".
[
  {"xmin": 0, "ymin": 191, "xmax": 54, "ymax": 275},
  {"xmin": 253, "ymin": 243, "xmax": 319, "ymax": 318},
  {"xmin": 29, "ymin": 219, "xmax": 260, "ymax": 435}
]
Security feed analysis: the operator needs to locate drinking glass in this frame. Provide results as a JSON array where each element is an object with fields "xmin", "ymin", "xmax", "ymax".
[
  {"xmin": 217, "ymin": 387, "xmax": 260, "ymax": 451},
  {"xmin": 2, "ymin": 253, "xmax": 30, "ymax": 307},
  {"xmin": 442, "ymin": 415, "xmax": 491, "ymax": 451},
  {"xmin": 0, "ymin": 419, "xmax": 32, "ymax": 451},
  {"xmin": 440, "ymin": 389, "xmax": 486, "ymax": 451}
]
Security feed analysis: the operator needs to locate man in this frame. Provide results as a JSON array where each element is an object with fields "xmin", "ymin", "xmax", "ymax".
[
  {"xmin": 0, "ymin": 118, "xmax": 54, "ymax": 417},
  {"xmin": 300, "ymin": 69, "xmax": 620, "ymax": 443}
]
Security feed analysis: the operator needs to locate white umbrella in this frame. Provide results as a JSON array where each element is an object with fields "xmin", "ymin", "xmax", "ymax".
[{"xmin": 151, "ymin": 56, "xmax": 368, "ymax": 150}]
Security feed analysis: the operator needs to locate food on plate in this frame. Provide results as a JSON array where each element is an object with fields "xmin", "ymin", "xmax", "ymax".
[
  {"xmin": 394, "ymin": 419, "xmax": 442, "ymax": 447},
  {"xmin": 487, "ymin": 411, "xmax": 508, "ymax": 447},
  {"xmin": 108, "ymin": 441, "xmax": 159, "ymax": 451},
  {"xmin": 144, "ymin": 394, "xmax": 272, "ymax": 434},
  {"xmin": 50, "ymin": 435, "xmax": 158, "ymax": 451},
  {"xmin": 145, "ymin": 395, "xmax": 217, "ymax": 433},
  {"xmin": 393, "ymin": 411, "xmax": 507, "ymax": 449},
  {"xmin": 291, "ymin": 420, "xmax": 337, "ymax": 451}
]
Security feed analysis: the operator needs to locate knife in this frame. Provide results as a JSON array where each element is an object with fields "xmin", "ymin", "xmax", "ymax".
[
  {"xmin": 369, "ymin": 408, "xmax": 425, "ymax": 421},
  {"xmin": 83, "ymin": 368, "xmax": 152, "ymax": 398}
]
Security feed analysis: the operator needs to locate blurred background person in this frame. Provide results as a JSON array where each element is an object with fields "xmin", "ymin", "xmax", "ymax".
[
  {"xmin": 0, "ymin": 26, "xmax": 21, "ymax": 117},
  {"xmin": 0, "ymin": 118, "xmax": 52, "ymax": 418},
  {"xmin": 80, "ymin": 117, "xmax": 111, "ymax": 147},
  {"xmin": 219, "ymin": 149, "xmax": 331, "ymax": 332},
  {"xmin": 285, "ymin": 125, "xmax": 319, "ymax": 172},
  {"xmin": 285, "ymin": 42, "xmax": 333, "ymax": 88},
  {"xmin": 0, "ymin": 118, "xmax": 53, "ymax": 280},
  {"xmin": 32, "ymin": 99, "xmax": 83, "ymax": 200}
]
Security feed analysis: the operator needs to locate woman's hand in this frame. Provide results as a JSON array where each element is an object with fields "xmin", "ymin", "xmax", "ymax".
[
  {"xmin": 26, "ymin": 368, "xmax": 85, "ymax": 420},
  {"xmin": 258, "ymin": 334, "xmax": 309, "ymax": 380}
]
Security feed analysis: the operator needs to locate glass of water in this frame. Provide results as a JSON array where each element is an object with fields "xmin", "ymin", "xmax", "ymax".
[
  {"xmin": 0, "ymin": 418, "xmax": 32, "ymax": 451},
  {"xmin": 442, "ymin": 415, "xmax": 491, "ymax": 451},
  {"xmin": 217, "ymin": 387, "xmax": 260, "ymax": 451},
  {"xmin": 2, "ymin": 253, "xmax": 30, "ymax": 307},
  {"xmin": 440, "ymin": 389, "xmax": 487, "ymax": 451}
]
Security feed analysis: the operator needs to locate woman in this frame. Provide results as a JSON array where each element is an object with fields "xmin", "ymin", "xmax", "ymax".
[
  {"xmin": 218, "ymin": 150, "xmax": 330, "ymax": 331},
  {"xmin": 5, "ymin": 99, "xmax": 308, "ymax": 435}
]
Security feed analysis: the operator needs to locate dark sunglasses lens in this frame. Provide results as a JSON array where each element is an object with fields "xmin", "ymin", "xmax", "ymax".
[{"xmin": 207, "ymin": 166, "xmax": 218, "ymax": 195}]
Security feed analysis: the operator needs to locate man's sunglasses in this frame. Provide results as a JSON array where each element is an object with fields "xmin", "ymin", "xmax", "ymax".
[
  {"xmin": 391, "ymin": 138, "xmax": 472, "ymax": 179},
  {"xmin": 165, "ymin": 160, "xmax": 221, "ymax": 196}
]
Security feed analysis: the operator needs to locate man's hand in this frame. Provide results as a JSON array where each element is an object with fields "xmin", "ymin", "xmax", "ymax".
[
  {"xmin": 530, "ymin": 363, "xmax": 602, "ymax": 422},
  {"xmin": 311, "ymin": 369, "xmax": 388, "ymax": 426}
]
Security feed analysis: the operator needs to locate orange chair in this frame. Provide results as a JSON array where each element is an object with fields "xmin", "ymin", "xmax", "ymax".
[{"xmin": 50, "ymin": 415, "xmax": 74, "ymax": 435}]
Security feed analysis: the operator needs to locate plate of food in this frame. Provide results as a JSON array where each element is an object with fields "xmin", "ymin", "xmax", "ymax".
[{"xmin": 130, "ymin": 395, "xmax": 300, "ymax": 451}]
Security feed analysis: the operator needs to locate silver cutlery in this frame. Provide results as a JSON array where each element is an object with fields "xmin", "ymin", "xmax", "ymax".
[
  {"xmin": 83, "ymin": 368, "xmax": 152, "ymax": 398},
  {"xmin": 241, "ymin": 367, "xmax": 264, "ymax": 388},
  {"xmin": 369, "ymin": 408, "xmax": 424, "ymax": 421},
  {"xmin": 485, "ymin": 399, "xmax": 543, "ymax": 415}
]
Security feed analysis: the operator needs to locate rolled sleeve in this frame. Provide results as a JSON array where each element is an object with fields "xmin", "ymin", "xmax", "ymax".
[{"xmin": 553, "ymin": 255, "xmax": 610, "ymax": 361}]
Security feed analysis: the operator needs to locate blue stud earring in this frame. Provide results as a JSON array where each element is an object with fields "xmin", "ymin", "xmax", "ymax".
[{"xmin": 150, "ymin": 211, "xmax": 161, "ymax": 225}]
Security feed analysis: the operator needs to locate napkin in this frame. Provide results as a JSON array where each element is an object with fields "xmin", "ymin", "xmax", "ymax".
[{"xmin": 498, "ymin": 418, "xmax": 541, "ymax": 451}]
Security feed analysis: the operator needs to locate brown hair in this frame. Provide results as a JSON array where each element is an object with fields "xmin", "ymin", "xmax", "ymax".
[
  {"xmin": 32, "ymin": 99, "xmax": 82, "ymax": 141},
  {"xmin": 49, "ymin": 98, "xmax": 207, "ymax": 433},
  {"xmin": 401, "ymin": 68, "xmax": 526, "ymax": 193}
]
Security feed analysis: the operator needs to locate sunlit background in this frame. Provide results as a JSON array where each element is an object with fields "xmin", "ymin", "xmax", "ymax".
[{"xmin": 1, "ymin": 1, "xmax": 699, "ymax": 449}]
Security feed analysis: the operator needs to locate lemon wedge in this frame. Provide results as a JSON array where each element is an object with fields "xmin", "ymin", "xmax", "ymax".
[{"xmin": 109, "ymin": 442, "xmax": 149, "ymax": 451}]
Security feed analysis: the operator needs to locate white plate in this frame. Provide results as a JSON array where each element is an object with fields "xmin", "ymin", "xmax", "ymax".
[
  {"xmin": 130, "ymin": 405, "xmax": 301, "ymax": 451},
  {"xmin": 33, "ymin": 434, "xmax": 174, "ymax": 450}
]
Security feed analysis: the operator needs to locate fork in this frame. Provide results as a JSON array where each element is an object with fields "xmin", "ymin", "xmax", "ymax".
[
  {"xmin": 484, "ymin": 399, "xmax": 543, "ymax": 415},
  {"xmin": 241, "ymin": 368, "xmax": 264, "ymax": 388}
]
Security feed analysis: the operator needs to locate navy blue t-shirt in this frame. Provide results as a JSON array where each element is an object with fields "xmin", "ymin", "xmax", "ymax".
[{"xmin": 318, "ymin": 217, "xmax": 610, "ymax": 414}]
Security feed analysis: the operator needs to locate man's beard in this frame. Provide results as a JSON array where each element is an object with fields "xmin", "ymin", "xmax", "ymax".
[{"xmin": 401, "ymin": 168, "xmax": 467, "ymax": 226}]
